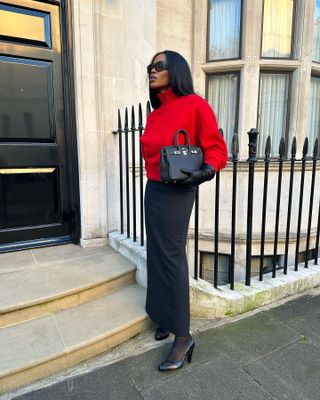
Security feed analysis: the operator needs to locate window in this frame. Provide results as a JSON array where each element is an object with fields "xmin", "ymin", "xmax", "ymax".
[
  {"xmin": 313, "ymin": 0, "xmax": 320, "ymax": 63},
  {"xmin": 261, "ymin": 0, "xmax": 295, "ymax": 58},
  {"xmin": 257, "ymin": 73, "xmax": 290, "ymax": 157},
  {"xmin": 207, "ymin": 0, "xmax": 242, "ymax": 61},
  {"xmin": 207, "ymin": 73, "xmax": 240, "ymax": 151},
  {"xmin": 307, "ymin": 76, "xmax": 320, "ymax": 150}
]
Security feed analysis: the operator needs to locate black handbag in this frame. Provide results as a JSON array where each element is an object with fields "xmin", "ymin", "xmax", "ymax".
[{"xmin": 160, "ymin": 129, "xmax": 203, "ymax": 183}]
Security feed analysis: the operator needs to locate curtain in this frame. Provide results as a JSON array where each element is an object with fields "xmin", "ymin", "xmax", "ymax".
[
  {"xmin": 208, "ymin": 0, "xmax": 241, "ymax": 60},
  {"xmin": 313, "ymin": 0, "xmax": 320, "ymax": 62},
  {"xmin": 207, "ymin": 73, "xmax": 239, "ymax": 153},
  {"xmin": 262, "ymin": 0, "xmax": 294, "ymax": 58},
  {"xmin": 258, "ymin": 73, "xmax": 289, "ymax": 157},
  {"xmin": 307, "ymin": 77, "xmax": 320, "ymax": 151}
]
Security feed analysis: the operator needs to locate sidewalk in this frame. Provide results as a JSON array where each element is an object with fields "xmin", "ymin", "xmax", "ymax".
[{"xmin": 9, "ymin": 287, "xmax": 320, "ymax": 400}]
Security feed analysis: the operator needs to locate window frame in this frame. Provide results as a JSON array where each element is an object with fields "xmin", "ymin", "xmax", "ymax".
[
  {"xmin": 205, "ymin": 70, "xmax": 241, "ymax": 156},
  {"xmin": 260, "ymin": 0, "xmax": 297, "ymax": 60},
  {"xmin": 206, "ymin": 0, "xmax": 244, "ymax": 63},
  {"xmin": 256, "ymin": 70, "xmax": 292, "ymax": 158}
]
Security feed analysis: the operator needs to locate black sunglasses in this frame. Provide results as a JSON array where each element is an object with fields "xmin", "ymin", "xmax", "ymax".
[{"xmin": 147, "ymin": 61, "xmax": 168, "ymax": 74}]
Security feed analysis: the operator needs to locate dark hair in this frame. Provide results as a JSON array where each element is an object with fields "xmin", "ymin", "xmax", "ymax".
[{"xmin": 149, "ymin": 50, "xmax": 194, "ymax": 109}]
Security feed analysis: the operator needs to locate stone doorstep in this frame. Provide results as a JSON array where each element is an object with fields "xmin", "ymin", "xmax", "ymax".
[
  {"xmin": 0, "ymin": 253, "xmax": 136, "ymax": 328},
  {"xmin": 109, "ymin": 231, "xmax": 320, "ymax": 318},
  {"xmin": 0, "ymin": 284, "xmax": 149, "ymax": 394}
]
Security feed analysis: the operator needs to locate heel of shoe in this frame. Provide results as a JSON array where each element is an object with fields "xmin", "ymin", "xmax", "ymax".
[{"xmin": 187, "ymin": 344, "xmax": 195, "ymax": 363}]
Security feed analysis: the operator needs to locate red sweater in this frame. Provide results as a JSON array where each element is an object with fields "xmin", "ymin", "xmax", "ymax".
[{"xmin": 140, "ymin": 89, "xmax": 228, "ymax": 181}]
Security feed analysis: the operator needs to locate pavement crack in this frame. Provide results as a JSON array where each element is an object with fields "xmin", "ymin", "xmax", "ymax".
[{"xmin": 241, "ymin": 336, "xmax": 305, "ymax": 368}]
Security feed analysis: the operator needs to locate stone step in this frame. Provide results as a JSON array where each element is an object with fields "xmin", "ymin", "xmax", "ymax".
[
  {"xmin": 0, "ymin": 284, "xmax": 149, "ymax": 394},
  {"xmin": 0, "ymin": 252, "xmax": 136, "ymax": 327}
]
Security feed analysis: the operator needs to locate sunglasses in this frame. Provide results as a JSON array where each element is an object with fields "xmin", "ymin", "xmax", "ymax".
[{"xmin": 147, "ymin": 61, "xmax": 168, "ymax": 74}]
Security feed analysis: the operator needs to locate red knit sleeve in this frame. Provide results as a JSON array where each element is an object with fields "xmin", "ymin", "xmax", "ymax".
[{"xmin": 195, "ymin": 97, "xmax": 228, "ymax": 172}]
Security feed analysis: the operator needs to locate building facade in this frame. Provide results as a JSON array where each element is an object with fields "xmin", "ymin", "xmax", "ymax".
[{"xmin": 1, "ymin": 0, "xmax": 320, "ymax": 284}]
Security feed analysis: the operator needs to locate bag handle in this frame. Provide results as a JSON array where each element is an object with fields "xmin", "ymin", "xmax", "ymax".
[{"xmin": 173, "ymin": 129, "xmax": 191, "ymax": 147}]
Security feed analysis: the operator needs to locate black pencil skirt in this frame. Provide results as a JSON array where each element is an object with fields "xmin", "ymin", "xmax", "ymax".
[{"xmin": 144, "ymin": 179, "xmax": 196, "ymax": 336}]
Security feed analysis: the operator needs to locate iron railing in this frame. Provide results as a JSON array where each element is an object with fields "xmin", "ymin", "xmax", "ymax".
[{"xmin": 113, "ymin": 102, "xmax": 320, "ymax": 289}]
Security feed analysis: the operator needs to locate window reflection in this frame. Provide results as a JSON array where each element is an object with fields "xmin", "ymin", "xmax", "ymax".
[
  {"xmin": 0, "ymin": 170, "xmax": 59, "ymax": 229},
  {"xmin": 0, "ymin": 57, "xmax": 53, "ymax": 142},
  {"xmin": 207, "ymin": 73, "xmax": 239, "ymax": 152},
  {"xmin": 0, "ymin": 4, "xmax": 51, "ymax": 48},
  {"xmin": 307, "ymin": 76, "xmax": 320, "ymax": 151},
  {"xmin": 262, "ymin": 0, "xmax": 294, "ymax": 58},
  {"xmin": 208, "ymin": 0, "xmax": 241, "ymax": 61},
  {"xmin": 258, "ymin": 73, "xmax": 290, "ymax": 156},
  {"xmin": 1, "ymin": 116, "xmax": 10, "ymax": 137}
]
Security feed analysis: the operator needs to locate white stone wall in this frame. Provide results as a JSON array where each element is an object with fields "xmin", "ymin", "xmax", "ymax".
[
  {"xmin": 156, "ymin": 0, "xmax": 193, "ymax": 64},
  {"xmin": 72, "ymin": 0, "xmax": 156, "ymax": 246},
  {"xmin": 71, "ymin": 0, "xmax": 320, "ymax": 285}
]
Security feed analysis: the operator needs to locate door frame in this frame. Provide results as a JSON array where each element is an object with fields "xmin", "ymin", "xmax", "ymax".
[{"xmin": 60, "ymin": 0, "xmax": 81, "ymax": 244}]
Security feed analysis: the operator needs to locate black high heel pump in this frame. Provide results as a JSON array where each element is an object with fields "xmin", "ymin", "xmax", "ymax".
[
  {"xmin": 159, "ymin": 336, "xmax": 195, "ymax": 371},
  {"xmin": 155, "ymin": 327, "xmax": 170, "ymax": 341}
]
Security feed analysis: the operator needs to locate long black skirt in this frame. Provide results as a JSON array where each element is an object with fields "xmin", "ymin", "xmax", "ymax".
[{"xmin": 144, "ymin": 179, "xmax": 196, "ymax": 336}]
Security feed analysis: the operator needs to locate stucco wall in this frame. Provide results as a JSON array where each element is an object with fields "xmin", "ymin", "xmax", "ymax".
[{"xmin": 72, "ymin": 0, "xmax": 156, "ymax": 245}]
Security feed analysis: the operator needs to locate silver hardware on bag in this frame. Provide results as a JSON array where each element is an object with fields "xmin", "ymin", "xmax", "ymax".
[{"xmin": 174, "ymin": 150, "xmax": 180, "ymax": 155}]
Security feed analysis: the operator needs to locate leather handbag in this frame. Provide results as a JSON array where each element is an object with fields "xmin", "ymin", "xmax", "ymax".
[{"xmin": 160, "ymin": 129, "xmax": 203, "ymax": 183}]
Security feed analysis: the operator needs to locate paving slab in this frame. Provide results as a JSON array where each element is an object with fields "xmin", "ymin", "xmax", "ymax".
[
  {"xmin": 0, "ymin": 251, "xmax": 36, "ymax": 274},
  {"xmin": 283, "ymin": 311, "xmax": 320, "ymax": 346},
  {"xmin": 31, "ymin": 244, "xmax": 115, "ymax": 267},
  {"xmin": 265, "ymin": 293, "xmax": 320, "ymax": 323},
  {"xmin": 140, "ymin": 355, "xmax": 276, "ymax": 400},
  {"xmin": 125, "ymin": 333, "xmax": 223, "ymax": 391},
  {"xmin": 201, "ymin": 311, "xmax": 303, "ymax": 365},
  {"xmin": 13, "ymin": 362, "xmax": 143, "ymax": 400},
  {"xmin": 244, "ymin": 340, "xmax": 320, "ymax": 400}
]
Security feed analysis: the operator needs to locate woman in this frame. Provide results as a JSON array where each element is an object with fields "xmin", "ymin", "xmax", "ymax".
[{"xmin": 140, "ymin": 50, "xmax": 228, "ymax": 371}]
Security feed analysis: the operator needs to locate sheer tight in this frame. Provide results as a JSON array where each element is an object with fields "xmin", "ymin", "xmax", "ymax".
[{"xmin": 166, "ymin": 334, "xmax": 191, "ymax": 362}]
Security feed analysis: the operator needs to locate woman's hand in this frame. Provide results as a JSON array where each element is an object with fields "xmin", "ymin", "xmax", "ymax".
[{"xmin": 179, "ymin": 163, "xmax": 215, "ymax": 185}]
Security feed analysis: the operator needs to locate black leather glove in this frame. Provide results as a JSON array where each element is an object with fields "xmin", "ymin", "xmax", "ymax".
[{"xmin": 180, "ymin": 163, "xmax": 216, "ymax": 185}]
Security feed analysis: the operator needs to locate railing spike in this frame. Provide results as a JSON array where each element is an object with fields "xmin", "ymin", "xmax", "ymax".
[
  {"xmin": 146, "ymin": 101, "xmax": 151, "ymax": 116},
  {"xmin": 302, "ymin": 137, "xmax": 308, "ymax": 157},
  {"xmin": 265, "ymin": 136, "xmax": 271, "ymax": 157},
  {"xmin": 131, "ymin": 105, "xmax": 135, "ymax": 128},
  {"xmin": 117, "ymin": 109, "xmax": 122, "ymax": 131},
  {"xmin": 138, "ymin": 103, "xmax": 143, "ymax": 128},
  {"xmin": 124, "ymin": 107, "xmax": 128, "ymax": 129},
  {"xmin": 279, "ymin": 137, "xmax": 286, "ymax": 159},
  {"xmin": 313, "ymin": 138, "xmax": 318, "ymax": 158},
  {"xmin": 291, "ymin": 136, "xmax": 297, "ymax": 158}
]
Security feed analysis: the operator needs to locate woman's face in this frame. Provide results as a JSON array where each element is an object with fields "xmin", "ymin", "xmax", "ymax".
[{"xmin": 149, "ymin": 53, "xmax": 170, "ymax": 92}]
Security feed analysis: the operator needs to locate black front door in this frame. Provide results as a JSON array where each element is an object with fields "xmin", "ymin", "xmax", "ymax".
[{"xmin": 0, "ymin": 0, "xmax": 79, "ymax": 250}]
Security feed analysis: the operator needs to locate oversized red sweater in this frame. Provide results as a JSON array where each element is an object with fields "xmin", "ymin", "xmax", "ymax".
[{"xmin": 140, "ymin": 89, "xmax": 228, "ymax": 181}]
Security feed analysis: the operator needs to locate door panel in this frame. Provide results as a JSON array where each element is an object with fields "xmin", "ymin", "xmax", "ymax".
[
  {"xmin": 0, "ymin": 0, "xmax": 74, "ymax": 248},
  {"xmin": 0, "ymin": 3, "xmax": 52, "ymax": 47},
  {"xmin": 0, "ymin": 169, "xmax": 59, "ymax": 228},
  {"xmin": 0, "ymin": 56, "xmax": 54, "ymax": 142}
]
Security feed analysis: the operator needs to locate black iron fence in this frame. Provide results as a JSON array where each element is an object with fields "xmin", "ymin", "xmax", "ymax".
[{"xmin": 113, "ymin": 102, "xmax": 320, "ymax": 290}]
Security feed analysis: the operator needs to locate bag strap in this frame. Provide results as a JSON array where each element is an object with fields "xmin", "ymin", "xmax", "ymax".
[{"xmin": 173, "ymin": 129, "xmax": 191, "ymax": 147}]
